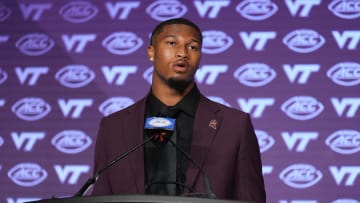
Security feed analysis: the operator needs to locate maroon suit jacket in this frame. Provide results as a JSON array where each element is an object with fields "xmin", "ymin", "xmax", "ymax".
[{"xmin": 91, "ymin": 94, "xmax": 266, "ymax": 203}]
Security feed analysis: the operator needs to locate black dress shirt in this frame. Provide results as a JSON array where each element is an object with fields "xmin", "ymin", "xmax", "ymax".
[{"xmin": 144, "ymin": 86, "xmax": 200, "ymax": 195}]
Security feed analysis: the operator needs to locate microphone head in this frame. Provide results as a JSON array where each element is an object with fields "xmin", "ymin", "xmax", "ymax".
[
  {"xmin": 144, "ymin": 117, "xmax": 176, "ymax": 147},
  {"xmin": 145, "ymin": 117, "xmax": 176, "ymax": 131}
]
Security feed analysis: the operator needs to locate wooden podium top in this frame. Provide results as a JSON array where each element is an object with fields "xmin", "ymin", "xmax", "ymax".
[{"xmin": 28, "ymin": 194, "xmax": 253, "ymax": 203}]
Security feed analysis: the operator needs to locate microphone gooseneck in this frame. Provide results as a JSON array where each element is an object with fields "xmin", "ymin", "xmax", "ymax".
[
  {"xmin": 75, "ymin": 115, "xmax": 217, "ymax": 199},
  {"xmin": 73, "ymin": 134, "xmax": 156, "ymax": 197},
  {"xmin": 166, "ymin": 138, "xmax": 217, "ymax": 199},
  {"xmin": 145, "ymin": 115, "xmax": 217, "ymax": 199}
]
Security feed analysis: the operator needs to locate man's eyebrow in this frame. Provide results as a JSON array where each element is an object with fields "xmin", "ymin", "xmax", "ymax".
[
  {"xmin": 162, "ymin": 34, "xmax": 176, "ymax": 39},
  {"xmin": 192, "ymin": 39, "xmax": 201, "ymax": 45},
  {"xmin": 163, "ymin": 35, "xmax": 201, "ymax": 44}
]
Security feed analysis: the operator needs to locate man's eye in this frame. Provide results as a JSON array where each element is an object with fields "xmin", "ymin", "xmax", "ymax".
[
  {"xmin": 189, "ymin": 46, "xmax": 198, "ymax": 50},
  {"xmin": 167, "ymin": 41, "xmax": 176, "ymax": 46}
]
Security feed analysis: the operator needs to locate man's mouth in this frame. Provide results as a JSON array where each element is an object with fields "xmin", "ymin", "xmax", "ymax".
[{"xmin": 173, "ymin": 61, "xmax": 188, "ymax": 72}]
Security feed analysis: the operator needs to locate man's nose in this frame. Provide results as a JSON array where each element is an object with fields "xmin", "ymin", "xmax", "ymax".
[{"xmin": 176, "ymin": 46, "xmax": 189, "ymax": 59}]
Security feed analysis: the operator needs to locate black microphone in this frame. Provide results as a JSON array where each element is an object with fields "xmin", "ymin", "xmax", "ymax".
[
  {"xmin": 73, "ymin": 132, "xmax": 156, "ymax": 197},
  {"xmin": 144, "ymin": 115, "xmax": 217, "ymax": 199},
  {"xmin": 144, "ymin": 115, "xmax": 176, "ymax": 147},
  {"xmin": 74, "ymin": 115, "xmax": 179, "ymax": 197},
  {"xmin": 166, "ymin": 136, "xmax": 216, "ymax": 199},
  {"xmin": 75, "ymin": 116, "xmax": 216, "ymax": 199}
]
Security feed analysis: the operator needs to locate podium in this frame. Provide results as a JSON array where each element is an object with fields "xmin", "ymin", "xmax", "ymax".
[{"xmin": 28, "ymin": 194, "xmax": 253, "ymax": 203}]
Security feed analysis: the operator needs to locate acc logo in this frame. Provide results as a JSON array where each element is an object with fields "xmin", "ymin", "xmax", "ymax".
[
  {"xmin": 279, "ymin": 164, "xmax": 322, "ymax": 188},
  {"xmin": 146, "ymin": 0, "xmax": 187, "ymax": 21},
  {"xmin": 59, "ymin": 1, "xmax": 98, "ymax": 23},
  {"xmin": 233, "ymin": 63, "xmax": 276, "ymax": 87},
  {"xmin": 332, "ymin": 199, "xmax": 360, "ymax": 203},
  {"xmin": 255, "ymin": 130, "xmax": 275, "ymax": 153},
  {"xmin": 16, "ymin": 33, "xmax": 55, "ymax": 56},
  {"xmin": 99, "ymin": 97, "xmax": 135, "ymax": 116},
  {"xmin": 146, "ymin": 117, "xmax": 176, "ymax": 131},
  {"xmin": 55, "ymin": 65, "xmax": 95, "ymax": 88},
  {"xmin": 51, "ymin": 130, "xmax": 92, "ymax": 154},
  {"xmin": 202, "ymin": 30, "xmax": 233, "ymax": 54},
  {"xmin": 207, "ymin": 96, "xmax": 231, "ymax": 107},
  {"xmin": 12, "ymin": 97, "xmax": 51, "ymax": 121},
  {"xmin": 148, "ymin": 117, "xmax": 173, "ymax": 128},
  {"xmin": 102, "ymin": 32, "xmax": 143, "ymax": 55},
  {"xmin": 143, "ymin": 67, "xmax": 153, "ymax": 84},
  {"xmin": 0, "ymin": 135, "xmax": 3, "ymax": 147},
  {"xmin": 0, "ymin": 68, "xmax": 8, "ymax": 84},
  {"xmin": 327, "ymin": 62, "xmax": 360, "ymax": 86},
  {"xmin": 283, "ymin": 29, "xmax": 325, "ymax": 53},
  {"xmin": 281, "ymin": 96, "xmax": 324, "ymax": 120},
  {"xmin": 0, "ymin": 3, "xmax": 11, "ymax": 22},
  {"xmin": 236, "ymin": 0, "xmax": 278, "ymax": 21},
  {"xmin": 328, "ymin": 0, "xmax": 360, "ymax": 19},
  {"xmin": 8, "ymin": 163, "xmax": 48, "ymax": 187},
  {"xmin": 325, "ymin": 129, "xmax": 360, "ymax": 155}
]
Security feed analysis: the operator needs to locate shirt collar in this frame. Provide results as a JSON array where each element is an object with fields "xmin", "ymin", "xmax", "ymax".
[{"xmin": 146, "ymin": 85, "xmax": 200, "ymax": 117}]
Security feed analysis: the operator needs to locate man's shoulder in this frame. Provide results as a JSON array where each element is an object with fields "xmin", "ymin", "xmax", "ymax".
[
  {"xmin": 105, "ymin": 96, "xmax": 146, "ymax": 119},
  {"xmin": 200, "ymin": 95, "xmax": 248, "ymax": 117}
]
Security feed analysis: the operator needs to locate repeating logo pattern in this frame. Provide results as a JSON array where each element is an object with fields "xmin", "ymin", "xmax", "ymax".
[
  {"xmin": 0, "ymin": 1, "xmax": 358, "ymax": 203},
  {"xmin": 7, "ymin": 163, "xmax": 48, "ymax": 187}
]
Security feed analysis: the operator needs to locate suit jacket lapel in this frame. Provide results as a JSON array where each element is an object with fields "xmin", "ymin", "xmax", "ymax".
[
  {"xmin": 185, "ymin": 95, "xmax": 222, "ymax": 191},
  {"xmin": 123, "ymin": 97, "xmax": 147, "ymax": 193}
]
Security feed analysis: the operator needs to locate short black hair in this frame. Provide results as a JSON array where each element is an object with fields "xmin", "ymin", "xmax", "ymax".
[{"xmin": 150, "ymin": 18, "xmax": 202, "ymax": 45}]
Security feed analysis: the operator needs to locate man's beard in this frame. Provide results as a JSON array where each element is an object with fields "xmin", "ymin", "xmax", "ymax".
[{"xmin": 167, "ymin": 78, "xmax": 191, "ymax": 93}]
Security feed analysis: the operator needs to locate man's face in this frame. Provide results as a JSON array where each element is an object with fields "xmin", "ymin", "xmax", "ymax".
[{"xmin": 147, "ymin": 24, "xmax": 202, "ymax": 90}]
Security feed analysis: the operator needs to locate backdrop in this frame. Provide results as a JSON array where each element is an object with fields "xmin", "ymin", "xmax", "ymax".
[{"xmin": 0, "ymin": 1, "xmax": 359, "ymax": 203}]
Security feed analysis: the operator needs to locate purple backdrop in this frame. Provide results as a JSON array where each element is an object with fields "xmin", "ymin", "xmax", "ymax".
[{"xmin": 0, "ymin": 1, "xmax": 359, "ymax": 203}]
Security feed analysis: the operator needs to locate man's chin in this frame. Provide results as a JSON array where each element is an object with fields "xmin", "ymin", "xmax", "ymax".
[{"xmin": 167, "ymin": 78, "xmax": 191, "ymax": 93}]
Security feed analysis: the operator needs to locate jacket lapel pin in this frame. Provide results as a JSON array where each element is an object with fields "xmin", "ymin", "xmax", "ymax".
[{"xmin": 208, "ymin": 119, "xmax": 217, "ymax": 130}]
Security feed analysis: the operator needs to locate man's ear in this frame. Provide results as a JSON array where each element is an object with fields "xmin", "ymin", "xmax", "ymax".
[{"xmin": 147, "ymin": 45, "xmax": 154, "ymax": 62}]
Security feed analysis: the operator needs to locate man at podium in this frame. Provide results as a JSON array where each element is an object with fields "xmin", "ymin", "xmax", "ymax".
[{"xmin": 90, "ymin": 18, "xmax": 266, "ymax": 203}]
